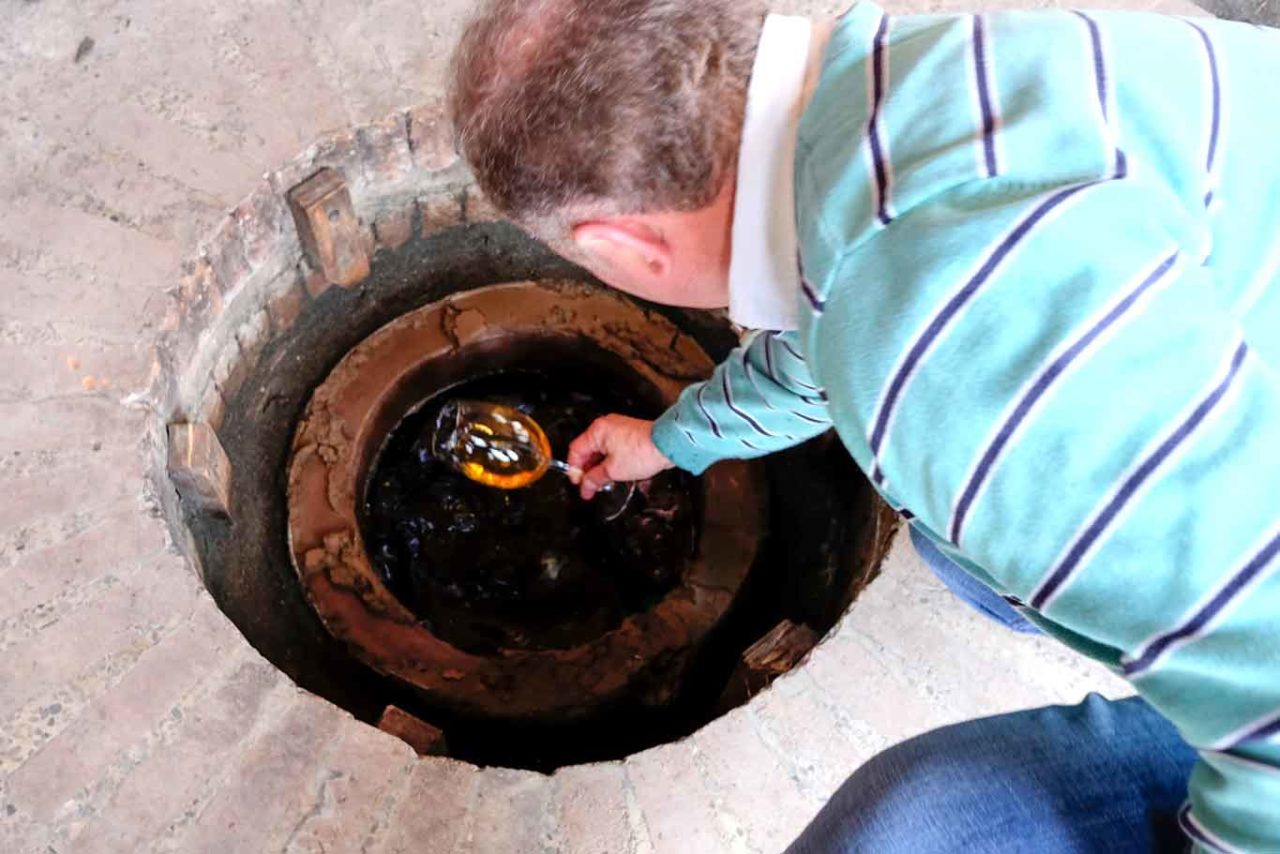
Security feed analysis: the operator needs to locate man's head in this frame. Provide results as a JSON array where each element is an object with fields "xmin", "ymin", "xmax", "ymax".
[{"xmin": 450, "ymin": 0, "xmax": 763, "ymax": 308}]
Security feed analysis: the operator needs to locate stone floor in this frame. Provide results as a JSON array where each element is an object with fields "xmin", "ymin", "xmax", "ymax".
[{"xmin": 0, "ymin": 0, "xmax": 1212, "ymax": 852}]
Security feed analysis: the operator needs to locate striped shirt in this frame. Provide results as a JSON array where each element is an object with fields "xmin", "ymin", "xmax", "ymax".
[{"xmin": 652, "ymin": 5, "xmax": 1280, "ymax": 851}]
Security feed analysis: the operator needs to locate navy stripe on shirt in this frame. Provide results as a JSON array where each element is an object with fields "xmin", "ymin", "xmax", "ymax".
[
  {"xmin": 695, "ymin": 383, "xmax": 724, "ymax": 439},
  {"xmin": 867, "ymin": 182, "xmax": 1095, "ymax": 474},
  {"xmin": 1215, "ymin": 705, "xmax": 1280, "ymax": 751},
  {"xmin": 801, "ymin": 276, "xmax": 827, "ymax": 313},
  {"xmin": 1074, "ymin": 11, "xmax": 1129, "ymax": 179},
  {"xmin": 868, "ymin": 13, "xmax": 895, "ymax": 226},
  {"xmin": 743, "ymin": 357, "xmax": 780, "ymax": 412},
  {"xmin": 972, "ymin": 15, "xmax": 999, "ymax": 178},
  {"xmin": 1125, "ymin": 527, "xmax": 1280, "ymax": 677},
  {"xmin": 761, "ymin": 332, "xmax": 778, "ymax": 380},
  {"xmin": 1178, "ymin": 804, "xmax": 1237, "ymax": 853},
  {"xmin": 767, "ymin": 334, "xmax": 825, "ymax": 394},
  {"xmin": 721, "ymin": 370, "xmax": 781, "ymax": 441},
  {"xmin": 672, "ymin": 409, "xmax": 702, "ymax": 447},
  {"xmin": 949, "ymin": 249, "xmax": 1180, "ymax": 544},
  {"xmin": 1186, "ymin": 20, "xmax": 1222, "ymax": 207},
  {"xmin": 798, "ymin": 250, "xmax": 826, "ymax": 313},
  {"xmin": 791, "ymin": 410, "xmax": 829, "ymax": 426},
  {"xmin": 1030, "ymin": 341, "xmax": 1250, "ymax": 610},
  {"xmin": 777, "ymin": 334, "xmax": 806, "ymax": 361}
]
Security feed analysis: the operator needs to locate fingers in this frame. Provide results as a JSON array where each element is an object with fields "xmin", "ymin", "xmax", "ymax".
[
  {"xmin": 567, "ymin": 418, "xmax": 607, "ymax": 473},
  {"xmin": 567, "ymin": 414, "xmax": 665, "ymax": 500},
  {"xmin": 580, "ymin": 462, "xmax": 613, "ymax": 501}
]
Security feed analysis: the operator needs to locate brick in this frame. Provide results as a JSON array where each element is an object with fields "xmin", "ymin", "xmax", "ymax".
[
  {"xmin": 164, "ymin": 695, "xmax": 347, "ymax": 854},
  {"xmin": 309, "ymin": 129, "xmax": 363, "ymax": 183},
  {"xmin": 0, "ymin": 542, "xmax": 154, "ymax": 658},
  {"xmin": 232, "ymin": 183, "xmax": 290, "ymax": 272},
  {"xmin": 195, "ymin": 385, "xmax": 227, "ymax": 433},
  {"xmin": 287, "ymin": 168, "xmax": 371, "ymax": 289},
  {"xmin": 270, "ymin": 147, "xmax": 324, "ymax": 205},
  {"xmin": 462, "ymin": 186, "xmax": 503, "ymax": 224},
  {"xmin": 233, "ymin": 309, "xmax": 270, "ymax": 378},
  {"xmin": 376, "ymin": 758, "xmax": 479, "ymax": 854},
  {"xmin": 7, "ymin": 602, "xmax": 240, "ymax": 822},
  {"xmin": 357, "ymin": 113, "xmax": 414, "ymax": 186},
  {"xmin": 0, "ymin": 557, "xmax": 203, "ymax": 781},
  {"xmin": 626, "ymin": 742, "xmax": 726, "ymax": 854},
  {"xmin": 283, "ymin": 723, "xmax": 415, "ymax": 854},
  {"xmin": 167, "ymin": 422, "xmax": 231, "ymax": 516},
  {"xmin": 302, "ymin": 261, "xmax": 332, "ymax": 300},
  {"xmin": 1, "ymin": 799, "xmax": 50, "ymax": 854},
  {"xmin": 373, "ymin": 207, "xmax": 414, "ymax": 251},
  {"xmin": 466, "ymin": 767, "xmax": 552, "ymax": 854},
  {"xmin": 0, "ymin": 397, "xmax": 145, "ymax": 458},
  {"xmin": 418, "ymin": 192, "xmax": 464, "ymax": 237},
  {"xmin": 204, "ymin": 215, "xmax": 253, "ymax": 298},
  {"xmin": 212, "ymin": 332, "xmax": 254, "ymax": 403},
  {"xmin": 0, "ymin": 558, "xmax": 202, "ymax": 724},
  {"xmin": 803, "ymin": 630, "xmax": 954, "ymax": 745},
  {"xmin": 147, "ymin": 343, "xmax": 179, "ymax": 416},
  {"xmin": 0, "ymin": 338, "xmax": 149, "ymax": 404},
  {"xmin": 376, "ymin": 706, "xmax": 447, "ymax": 757},
  {"xmin": 552, "ymin": 762, "xmax": 636, "ymax": 854},
  {"xmin": 67, "ymin": 656, "xmax": 287, "ymax": 854},
  {"xmin": 407, "ymin": 102, "xmax": 459, "ymax": 173},
  {"xmin": 0, "ymin": 200, "xmax": 182, "ymax": 339},
  {"xmin": 159, "ymin": 291, "xmax": 183, "ymax": 335},
  {"xmin": 172, "ymin": 259, "xmax": 222, "ymax": 364},
  {"xmin": 692, "ymin": 707, "xmax": 814, "ymax": 853},
  {"xmin": 866, "ymin": 559, "xmax": 1128, "ymax": 712},
  {"xmin": 180, "ymin": 256, "xmax": 222, "ymax": 313},
  {"xmin": 0, "ymin": 443, "xmax": 139, "ymax": 534},
  {"xmin": 0, "ymin": 506, "xmax": 167, "ymax": 623},
  {"xmin": 266, "ymin": 271, "xmax": 309, "ymax": 334},
  {"xmin": 751, "ymin": 674, "xmax": 879, "ymax": 805}
]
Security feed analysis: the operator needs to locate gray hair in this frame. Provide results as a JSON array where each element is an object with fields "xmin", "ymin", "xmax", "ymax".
[{"xmin": 449, "ymin": 0, "xmax": 764, "ymax": 239}]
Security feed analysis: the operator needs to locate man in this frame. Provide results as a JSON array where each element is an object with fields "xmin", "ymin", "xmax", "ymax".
[{"xmin": 450, "ymin": 1, "xmax": 1280, "ymax": 850}]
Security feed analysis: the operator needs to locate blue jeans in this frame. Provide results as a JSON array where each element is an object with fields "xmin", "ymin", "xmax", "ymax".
[
  {"xmin": 908, "ymin": 526, "xmax": 1042, "ymax": 634},
  {"xmin": 786, "ymin": 529, "xmax": 1198, "ymax": 854}
]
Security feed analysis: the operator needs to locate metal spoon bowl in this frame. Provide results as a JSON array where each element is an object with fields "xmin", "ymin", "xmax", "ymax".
[{"xmin": 430, "ymin": 399, "xmax": 635, "ymax": 519}]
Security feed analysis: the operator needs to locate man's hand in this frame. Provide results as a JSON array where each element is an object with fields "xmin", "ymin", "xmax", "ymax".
[{"xmin": 566, "ymin": 414, "xmax": 674, "ymax": 500}]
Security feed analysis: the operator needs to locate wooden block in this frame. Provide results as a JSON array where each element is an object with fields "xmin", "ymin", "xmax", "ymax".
[
  {"xmin": 377, "ymin": 705, "xmax": 449, "ymax": 757},
  {"xmin": 742, "ymin": 619, "xmax": 820, "ymax": 677},
  {"xmin": 715, "ymin": 620, "xmax": 820, "ymax": 713},
  {"xmin": 167, "ymin": 422, "xmax": 232, "ymax": 516},
  {"xmin": 286, "ymin": 168, "xmax": 371, "ymax": 289}
]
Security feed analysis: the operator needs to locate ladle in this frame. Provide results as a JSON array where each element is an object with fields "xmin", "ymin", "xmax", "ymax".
[{"xmin": 430, "ymin": 399, "xmax": 634, "ymax": 518}]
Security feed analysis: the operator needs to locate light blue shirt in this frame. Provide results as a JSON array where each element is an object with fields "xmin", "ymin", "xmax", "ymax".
[{"xmin": 653, "ymin": 5, "xmax": 1280, "ymax": 850}]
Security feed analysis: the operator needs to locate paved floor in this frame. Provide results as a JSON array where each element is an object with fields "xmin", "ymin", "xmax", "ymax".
[{"xmin": 1, "ymin": 0, "xmax": 1203, "ymax": 852}]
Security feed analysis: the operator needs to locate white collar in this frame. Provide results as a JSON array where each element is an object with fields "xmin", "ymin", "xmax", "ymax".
[{"xmin": 727, "ymin": 14, "xmax": 813, "ymax": 332}]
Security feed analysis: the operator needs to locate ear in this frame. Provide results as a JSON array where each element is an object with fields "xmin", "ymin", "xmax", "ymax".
[{"xmin": 572, "ymin": 219, "xmax": 673, "ymax": 281}]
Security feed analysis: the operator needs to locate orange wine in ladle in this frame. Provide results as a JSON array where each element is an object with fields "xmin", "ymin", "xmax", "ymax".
[{"xmin": 430, "ymin": 400, "xmax": 630, "ymax": 503}]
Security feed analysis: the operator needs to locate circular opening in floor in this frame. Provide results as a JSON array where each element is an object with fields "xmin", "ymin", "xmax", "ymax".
[{"xmin": 151, "ymin": 115, "xmax": 898, "ymax": 771}]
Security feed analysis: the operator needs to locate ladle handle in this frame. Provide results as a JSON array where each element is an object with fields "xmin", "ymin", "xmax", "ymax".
[{"xmin": 549, "ymin": 459, "xmax": 618, "ymax": 492}]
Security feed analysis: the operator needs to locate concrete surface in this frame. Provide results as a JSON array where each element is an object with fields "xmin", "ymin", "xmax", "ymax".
[{"xmin": 0, "ymin": 0, "xmax": 1206, "ymax": 852}]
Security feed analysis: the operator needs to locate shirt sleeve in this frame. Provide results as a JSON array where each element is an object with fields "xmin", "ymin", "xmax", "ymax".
[
  {"xmin": 651, "ymin": 329, "xmax": 832, "ymax": 475},
  {"xmin": 842, "ymin": 176, "xmax": 1280, "ymax": 853}
]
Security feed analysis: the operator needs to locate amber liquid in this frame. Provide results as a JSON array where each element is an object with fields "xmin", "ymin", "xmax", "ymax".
[{"xmin": 434, "ymin": 401, "xmax": 555, "ymax": 490}]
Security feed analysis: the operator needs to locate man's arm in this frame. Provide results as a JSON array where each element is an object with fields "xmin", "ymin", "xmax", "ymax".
[
  {"xmin": 567, "ymin": 329, "xmax": 831, "ymax": 496},
  {"xmin": 651, "ymin": 329, "xmax": 833, "ymax": 474}
]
